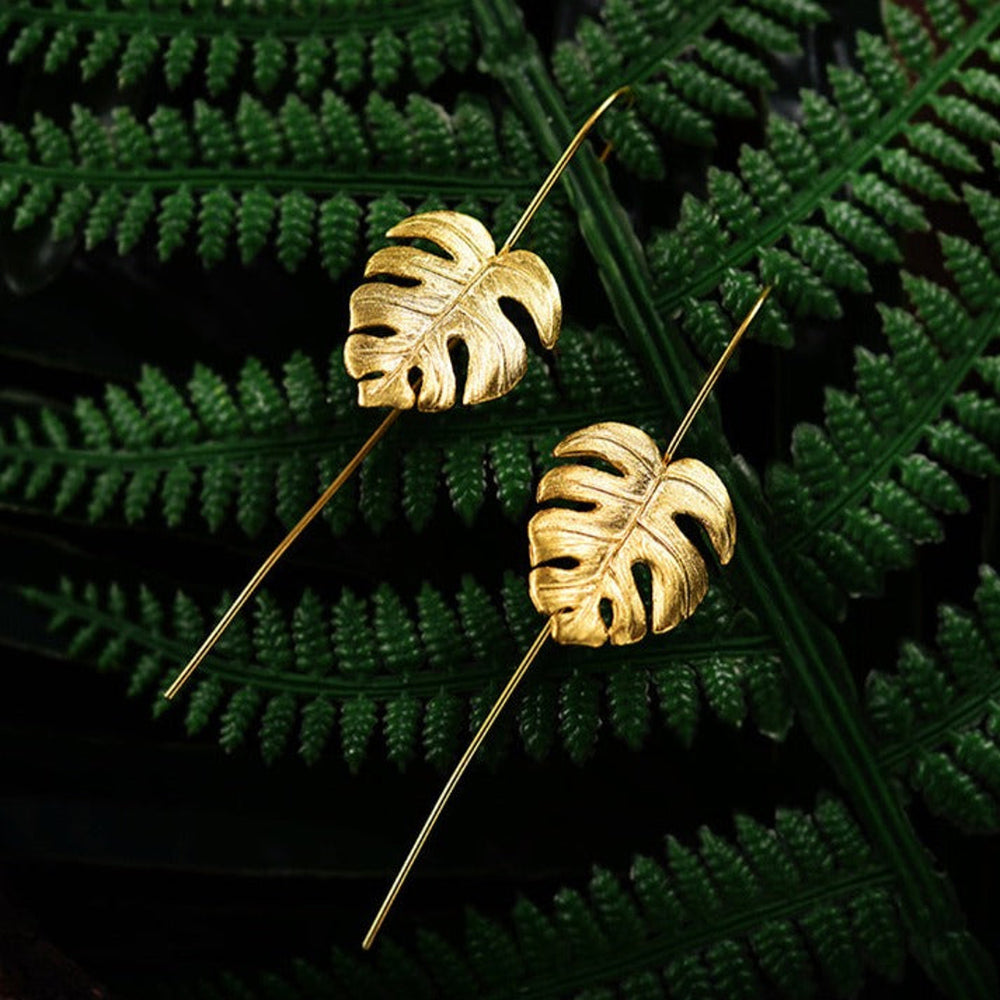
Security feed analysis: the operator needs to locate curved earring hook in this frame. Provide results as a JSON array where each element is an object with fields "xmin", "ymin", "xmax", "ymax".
[{"xmin": 501, "ymin": 85, "xmax": 632, "ymax": 253}]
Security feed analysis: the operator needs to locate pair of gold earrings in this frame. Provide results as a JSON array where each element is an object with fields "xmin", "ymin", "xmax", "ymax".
[{"xmin": 160, "ymin": 87, "xmax": 770, "ymax": 948}]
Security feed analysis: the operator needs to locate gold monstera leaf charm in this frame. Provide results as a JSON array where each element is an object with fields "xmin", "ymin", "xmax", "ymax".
[
  {"xmin": 344, "ymin": 211, "xmax": 561, "ymax": 412},
  {"xmin": 528, "ymin": 422, "xmax": 736, "ymax": 647}
]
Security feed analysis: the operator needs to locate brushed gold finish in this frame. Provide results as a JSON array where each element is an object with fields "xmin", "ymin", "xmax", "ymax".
[
  {"xmin": 346, "ymin": 86, "xmax": 631, "ymax": 411},
  {"xmin": 526, "ymin": 285, "xmax": 773, "ymax": 645},
  {"xmin": 528, "ymin": 423, "xmax": 735, "ymax": 646},
  {"xmin": 344, "ymin": 211, "xmax": 561, "ymax": 411}
]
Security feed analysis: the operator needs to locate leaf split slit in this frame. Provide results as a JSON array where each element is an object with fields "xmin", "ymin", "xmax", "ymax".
[{"xmin": 362, "ymin": 286, "xmax": 771, "ymax": 948}]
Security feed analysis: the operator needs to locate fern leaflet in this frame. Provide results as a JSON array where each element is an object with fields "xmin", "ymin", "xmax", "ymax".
[
  {"xmin": 0, "ymin": 92, "xmax": 570, "ymax": 273},
  {"xmin": 769, "ymin": 190, "xmax": 1000, "ymax": 618},
  {"xmin": 20, "ymin": 574, "xmax": 783, "ymax": 768},
  {"xmin": 144, "ymin": 798, "xmax": 903, "ymax": 1000},
  {"xmin": 1, "ymin": 0, "xmax": 473, "ymax": 95},
  {"xmin": 870, "ymin": 565, "xmax": 1000, "ymax": 833},
  {"xmin": 551, "ymin": 0, "xmax": 829, "ymax": 177},
  {"xmin": 645, "ymin": 3, "xmax": 1000, "ymax": 357},
  {"xmin": 1, "ymin": 329, "xmax": 660, "ymax": 535}
]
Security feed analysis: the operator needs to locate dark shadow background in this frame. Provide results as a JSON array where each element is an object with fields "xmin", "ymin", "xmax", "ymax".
[{"xmin": 0, "ymin": 2, "xmax": 997, "ymax": 997}]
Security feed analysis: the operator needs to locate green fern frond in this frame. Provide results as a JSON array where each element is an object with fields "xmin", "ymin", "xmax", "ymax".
[
  {"xmin": 20, "ymin": 573, "xmax": 782, "ymax": 768},
  {"xmin": 471, "ymin": 8, "xmax": 1000, "ymax": 989},
  {"xmin": 0, "ymin": 92, "xmax": 562, "ymax": 273},
  {"xmin": 868, "ymin": 565, "xmax": 1000, "ymax": 833},
  {"xmin": 551, "ymin": 0, "xmax": 828, "ymax": 175},
  {"xmin": 0, "ymin": 0, "xmax": 473, "ymax": 95},
  {"xmin": 767, "ymin": 193, "xmax": 1000, "ymax": 618},
  {"xmin": 645, "ymin": 2, "xmax": 1000, "ymax": 357},
  {"xmin": 0, "ymin": 328, "xmax": 656, "ymax": 535},
  {"xmin": 151, "ymin": 798, "xmax": 902, "ymax": 1000}
]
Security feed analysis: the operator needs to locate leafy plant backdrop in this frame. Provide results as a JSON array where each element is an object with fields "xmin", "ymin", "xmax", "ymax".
[{"xmin": 1, "ymin": 0, "xmax": 999, "ymax": 997}]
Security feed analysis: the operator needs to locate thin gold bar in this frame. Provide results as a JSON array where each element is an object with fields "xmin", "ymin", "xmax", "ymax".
[
  {"xmin": 163, "ymin": 406, "xmax": 403, "ymax": 701},
  {"xmin": 664, "ymin": 285, "xmax": 772, "ymax": 462},
  {"xmin": 361, "ymin": 617, "xmax": 554, "ymax": 950}
]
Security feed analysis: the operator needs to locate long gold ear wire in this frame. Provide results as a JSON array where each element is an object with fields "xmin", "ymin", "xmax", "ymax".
[
  {"xmin": 162, "ymin": 86, "xmax": 632, "ymax": 702},
  {"xmin": 361, "ymin": 285, "xmax": 772, "ymax": 950}
]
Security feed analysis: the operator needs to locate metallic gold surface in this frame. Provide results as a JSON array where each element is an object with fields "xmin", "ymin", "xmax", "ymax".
[
  {"xmin": 344, "ymin": 211, "xmax": 561, "ymax": 411},
  {"xmin": 528, "ymin": 422, "xmax": 736, "ymax": 646}
]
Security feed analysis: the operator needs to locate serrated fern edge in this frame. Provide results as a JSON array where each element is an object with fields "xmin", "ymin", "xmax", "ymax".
[
  {"xmin": 148, "ymin": 797, "xmax": 903, "ymax": 1000},
  {"xmin": 18, "ymin": 572, "xmax": 784, "ymax": 769}
]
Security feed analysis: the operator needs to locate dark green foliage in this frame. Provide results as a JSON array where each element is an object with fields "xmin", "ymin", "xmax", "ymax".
[
  {"xmin": 22, "ymin": 573, "xmax": 779, "ymax": 768},
  {"xmin": 869, "ymin": 566, "xmax": 1000, "ymax": 833},
  {"xmin": 2, "ymin": 1, "xmax": 473, "ymax": 95},
  {"xmin": 0, "ymin": 91, "xmax": 565, "ymax": 271},
  {"xmin": 768, "ymin": 194, "xmax": 1000, "ymax": 619},
  {"xmin": 0, "ymin": 330, "xmax": 652, "ymax": 536},
  {"xmin": 162, "ymin": 799, "xmax": 903, "ymax": 1000},
  {"xmin": 551, "ymin": 0, "xmax": 827, "ymax": 171},
  {"xmin": 3, "ymin": 3, "xmax": 1000, "ymax": 997},
  {"xmin": 647, "ymin": 4, "xmax": 1000, "ymax": 360}
]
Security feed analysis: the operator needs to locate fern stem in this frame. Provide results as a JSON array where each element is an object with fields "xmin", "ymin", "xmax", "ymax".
[
  {"xmin": 18, "ymin": 584, "xmax": 772, "ymax": 700},
  {"xmin": 2, "ymin": 0, "xmax": 465, "ymax": 38},
  {"xmin": 501, "ymin": 86, "xmax": 630, "ymax": 252},
  {"xmin": 0, "ymin": 163, "xmax": 533, "ymax": 200},
  {"xmin": 0, "ymin": 398, "xmax": 662, "ymax": 473},
  {"xmin": 722, "ymin": 494, "xmax": 996, "ymax": 1000},
  {"xmin": 879, "ymin": 688, "xmax": 1000, "ymax": 772},
  {"xmin": 655, "ymin": 5, "xmax": 1000, "ymax": 316},
  {"xmin": 473, "ymin": 5, "xmax": 692, "ymax": 428},
  {"xmin": 472, "ymin": 3, "xmax": 996, "ymax": 995}
]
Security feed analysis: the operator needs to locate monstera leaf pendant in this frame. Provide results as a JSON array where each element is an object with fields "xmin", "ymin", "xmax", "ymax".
[
  {"xmin": 528, "ymin": 421, "xmax": 736, "ymax": 646},
  {"xmin": 344, "ymin": 211, "xmax": 562, "ymax": 411},
  {"xmin": 163, "ymin": 91, "xmax": 631, "ymax": 705},
  {"xmin": 362, "ymin": 288, "xmax": 769, "ymax": 950}
]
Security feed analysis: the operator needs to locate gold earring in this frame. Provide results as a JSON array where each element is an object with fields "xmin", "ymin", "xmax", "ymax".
[
  {"xmin": 362, "ymin": 286, "xmax": 772, "ymax": 949},
  {"xmin": 162, "ymin": 86, "xmax": 632, "ymax": 702}
]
